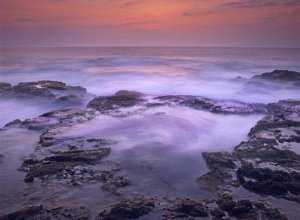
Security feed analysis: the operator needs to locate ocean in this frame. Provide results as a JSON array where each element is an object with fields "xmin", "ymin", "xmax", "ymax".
[
  {"xmin": 0, "ymin": 47, "xmax": 300, "ymax": 218},
  {"xmin": 1, "ymin": 47, "xmax": 300, "ymax": 102}
]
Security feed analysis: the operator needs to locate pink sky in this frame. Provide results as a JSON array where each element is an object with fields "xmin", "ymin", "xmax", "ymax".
[{"xmin": 0, "ymin": 0, "xmax": 300, "ymax": 47}]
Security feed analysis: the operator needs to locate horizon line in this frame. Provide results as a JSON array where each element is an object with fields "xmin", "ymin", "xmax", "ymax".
[{"xmin": 1, "ymin": 45, "xmax": 300, "ymax": 49}]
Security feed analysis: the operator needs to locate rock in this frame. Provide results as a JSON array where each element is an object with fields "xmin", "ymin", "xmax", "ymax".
[
  {"xmin": 196, "ymin": 170, "xmax": 226, "ymax": 189},
  {"xmin": 0, "ymin": 205, "xmax": 90, "ymax": 220},
  {"xmin": 88, "ymin": 90, "xmax": 145, "ymax": 112},
  {"xmin": 114, "ymin": 90, "xmax": 144, "ymax": 98},
  {"xmin": 21, "ymin": 148, "xmax": 111, "ymax": 184},
  {"xmin": 98, "ymin": 197, "xmax": 155, "ymax": 220},
  {"xmin": 228, "ymin": 200, "xmax": 256, "ymax": 219},
  {"xmin": 156, "ymin": 95, "xmax": 266, "ymax": 114},
  {"xmin": 254, "ymin": 203, "xmax": 288, "ymax": 220},
  {"xmin": 202, "ymin": 152, "xmax": 236, "ymax": 169},
  {"xmin": 214, "ymin": 196, "xmax": 288, "ymax": 220},
  {"xmin": 164, "ymin": 198, "xmax": 208, "ymax": 218},
  {"xmin": 216, "ymin": 196, "xmax": 236, "ymax": 212},
  {"xmin": 0, "ymin": 81, "xmax": 91, "ymax": 109},
  {"xmin": 0, "ymin": 82, "xmax": 12, "ymax": 90},
  {"xmin": 102, "ymin": 175, "xmax": 130, "ymax": 193},
  {"xmin": 15, "ymin": 81, "xmax": 67, "ymax": 91},
  {"xmin": 20, "ymin": 108, "xmax": 96, "ymax": 131},
  {"xmin": 197, "ymin": 152, "xmax": 235, "ymax": 189},
  {"xmin": 236, "ymin": 163, "xmax": 300, "ymax": 196},
  {"xmin": 252, "ymin": 69, "xmax": 300, "ymax": 83},
  {"xmin": 209, "ymin": 208, "xmax": 225, "ymax": 219},
  {"xmin": 24, "ymin": 174, "xmax": 34, "ymax": 183},
  {"xmin": 4, "ymin": 119, "xmax": 22, "ymax": 128}
]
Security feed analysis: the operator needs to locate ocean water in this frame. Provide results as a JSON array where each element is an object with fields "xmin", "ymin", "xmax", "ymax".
[
  {"xmin": 0, "ymin": 47, "xmax": 300, "ymax": 217},
  {"xmin": 1, "ymin": 47, "xmax": 300, "ymax": 102}
]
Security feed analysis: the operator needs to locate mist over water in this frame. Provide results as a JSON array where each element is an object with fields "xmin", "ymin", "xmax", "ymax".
[
  {"xmin": 56, "ymin": 106, "xmax": 263, "ymax": 197},
  {"xmin": 0, "ymin": 47, "xmax": 300, "ymax": 215},
  {"xmin": 1, "ymin": 47, "xmax": 300, "ymax": 103}
]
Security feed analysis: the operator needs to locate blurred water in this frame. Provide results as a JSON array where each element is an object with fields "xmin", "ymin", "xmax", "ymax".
[
  {"xmin": 1, "ymin": 47, "xmax": 300, "ymax": 103},
  {"xmin": 0, "ymin": 47, "xmax": 299, "ymax": 216}
]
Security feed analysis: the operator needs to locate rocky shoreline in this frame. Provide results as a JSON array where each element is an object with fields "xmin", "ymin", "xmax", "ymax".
[{"xmin": 0, "ymin": 70, "xmax": 300, "ymax": 219}]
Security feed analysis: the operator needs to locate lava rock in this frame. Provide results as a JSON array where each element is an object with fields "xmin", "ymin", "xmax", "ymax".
[
  {"xmin": 98, "ymin": 197, "xmax": 155, "ymax": 220},
  {"xmin": 163, "ymin": 198, "xmax": 208, "ymax": 219},
  {"xmin": 88, "ymin": 90, "xmax": 145, "ymax": 112},
  {"xmin": 0, "ymin": 205, "xmax": 90, "ymax": 220}
]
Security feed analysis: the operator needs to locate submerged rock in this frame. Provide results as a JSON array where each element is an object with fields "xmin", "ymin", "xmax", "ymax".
[
  {"xmin": 98, "ymin": 197, "xmax": 155, "ymax": 220},
  {"xmin": 0, "ymin": 205, "xmax": 90, "ymax": 220}
]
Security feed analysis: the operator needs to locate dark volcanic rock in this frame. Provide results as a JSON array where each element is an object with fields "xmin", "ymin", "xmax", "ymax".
[
  {"xmin": 156, "ymin": 95, "xmax": 266, "ymax": 115},
  {"xmin": 161, "ymin": 197, "xmax": 288, "ymax": 220},
  {"xmin": 20, "ymin": 108, "xmax": 96, "ymax": 131},
  {"xmin": 0, "ymin": 205, "xmax": 90, "ymax": 220},
  {"xmin": 214, "ymin": 196, "xmax": 288, "ymax": 220},
  {"xmin": 0, "ymin": 80, "xmax": 91, "ymax": 109},
  {"xmin": 237, "ymin": 163, "xmax": 300, "ymax": 196},
  {"xmin": 4, "ymin": 119, "xmax": 22, "ymax": 128},
  {"xmin": 196, "ymin": 169, "xmax": 228, "ymax": 189},
  {"xmin": 163, "ymin": 198, "xmax": 208, "ymax": 219},
  {"xmin": 197, "ymin": 152, "xmax": 236, "ymax": 189},
  {"xmin": 252, "ymin": 69, "xmax": 300, "ymax": 83},
  {"xmin": 202, "ymin": 152, "xmax": 236, "ymax": 169},
  {"xmin": 88, "ymin": 91, "xmax": 266, "ymax": 115},
  {"xmin": 98, "ymin": 197, "xmax": 155, "ymax": 220},
  {"xmin": 88, "ymin": 90, "xmax": 145, "ymax": 112},
  {"xmin": 199, "ymin": 99, "xmax": 300, "ymax": 203},
  {"xmin": 216, "ymin": 195, "xmax": 236, "ymax": 212},
  {"xmin": 0, "ymin": 82, "xmax": 12, "ymax": 90},
  {"xmin": 21, "ymin": 148, "xmax": 111, "ymax": 185}
]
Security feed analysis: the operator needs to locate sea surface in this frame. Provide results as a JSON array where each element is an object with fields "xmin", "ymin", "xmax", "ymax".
[
  {"xmin": 1, "ymin": 47, "xmax": 300, "ymax": 101},
  {"xmin": 0, "ymin": 47, "xmax": 300, "ymax": 217}
]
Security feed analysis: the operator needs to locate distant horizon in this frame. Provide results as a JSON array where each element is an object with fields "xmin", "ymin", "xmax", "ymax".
[{"xmin": 1, "ymin": 45, "xmax": 300, "ymax": 49}]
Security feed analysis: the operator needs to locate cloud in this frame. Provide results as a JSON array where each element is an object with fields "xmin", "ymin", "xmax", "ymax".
[
  {"xmin": 182, "ymin": 12, "xmax": 191, "ymax": 16},
  {"xmin": 219, "ymin": 0, "xmax": 300, "ymax": 9}
]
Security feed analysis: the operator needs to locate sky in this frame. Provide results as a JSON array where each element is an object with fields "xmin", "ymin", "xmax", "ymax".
[{"xmin": 0, "ymin": 0, "xmax": 300, "ymax": 47}]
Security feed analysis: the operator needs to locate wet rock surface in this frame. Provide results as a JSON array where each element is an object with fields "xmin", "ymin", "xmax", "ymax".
[
  {"xmin": 234, "ymin": 70, "xmax": 300, "ymax": 91},
  {"xmin": 87, "ymin": 90, "xmax": 145, "ymax": 113},
  {"xmin": 98, "ymin": 197, "xmax": 155, "ymax": 220},
  {"xmin": 0, "ymin": 80, "xmax": 93, "ymax": 108},
  {"xmin": 163, "ymin": 198, "xmax": 208, "ymax": 219},
  {"xmin": 252, "ymin": 70, "xmax": 300, "ymax": 84},
  {"xmin": 0, "ymin": 205, "xmax": 90, "ymax": 220},
  {"xmin": 199, "ymin": 99, "xmax": 300, "ymax": 204},
  {"xmin": 21, "ymin": 148, "xmax": 111, "ymax": 185},
  {"xmin": 237, "ymin": 162, "xmax": 300, "ymax": 196},
  {"xmin": 0, "ymin": 76, "xmax": 300, "ymax": 219},
  {"xmin": 88, "ymin": 92, "xmax": 267, "ymax": 115},
  {"xmin": 214, "ymin": 195, "xmax": 288, "ymax": 220}
]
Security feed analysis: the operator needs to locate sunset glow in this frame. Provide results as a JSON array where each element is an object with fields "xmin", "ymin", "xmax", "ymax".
[{"xmin": 1, "ymin": 0, "xmax": 300, "ymax": 47}]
